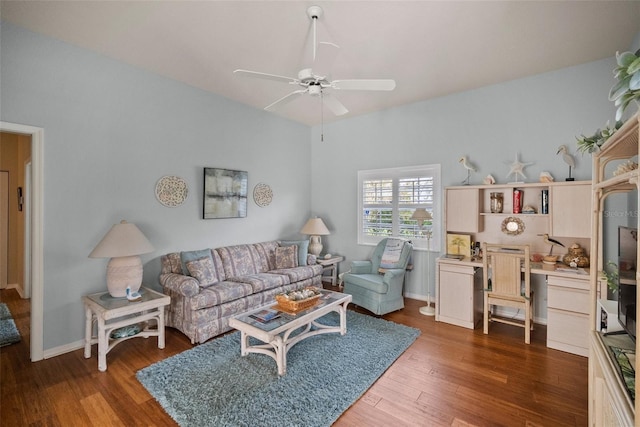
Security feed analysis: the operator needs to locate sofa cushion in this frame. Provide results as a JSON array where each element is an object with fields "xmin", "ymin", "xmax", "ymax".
[
  {"xmin": 342, "ymin": 273, "xmax": 389, "ymax": 294},
  {"xmin": 280, "ymin": 240, "xmax": 310, "ymax": 266},
  {"xmin": 217, "ymin": 244, "xmax": 267, "ymax": 277},
  {"xmin": 275, "ymin": 245, "xmax": 298, "ymax": 269},
  {"xmin": 228, "ymin": 273, "xmax": 291, "ymax": 293},
  {"xmin": 253, "ymin": 241, "xmax": 279, "ymax": 271},
  {"xmin": 185, "ymin": 257, "xmax": 218, "ymax": 287},
  {"xmin": 189, "ymin": 281, "xmax": 254, "ymax": 310},
  {"xmin": 271, "ymin": 264, "xmax": 323, "ymax": 283}
]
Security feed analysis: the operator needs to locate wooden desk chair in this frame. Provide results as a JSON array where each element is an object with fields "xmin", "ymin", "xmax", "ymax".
[{"xmin": 482, "ymin": 243, "xmax": 534, "ymax": 344}]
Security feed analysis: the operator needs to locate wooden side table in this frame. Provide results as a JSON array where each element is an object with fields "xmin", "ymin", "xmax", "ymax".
[
  {"xmin": 317, "ymin": 255, "xmax": 345, "ymax": 287},
  {"xmin": 83, "ymin": 286, "xmax": 170, "ymax": 372}
]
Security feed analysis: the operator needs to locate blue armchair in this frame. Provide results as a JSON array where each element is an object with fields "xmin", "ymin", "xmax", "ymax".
[{"xmin": 343, "ymin": 238, "xmax": 413, "ymax": 315}]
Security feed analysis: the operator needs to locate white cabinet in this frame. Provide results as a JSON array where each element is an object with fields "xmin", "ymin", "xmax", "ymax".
[
  {"xmin": 436, "ymin": 259, "xmax": 483, "ymax": 329},
  {"xmin": 446, "ymin": 188, "xmax": 481, "ymax": 233},
  {"xmin": 545, "ymin": 275, "xmax": 591, "ymax": 357},
  {"xmin": 550, "ymin": 182, "xmax": 591, "ymax": 238}
]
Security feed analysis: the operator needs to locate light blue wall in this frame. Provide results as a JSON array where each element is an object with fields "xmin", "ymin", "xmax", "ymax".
[
  {"xmin": 2, "ymin": 19, "xmax": 637, "ymax": 350},
  {"xmin": 1, "ymin": 22, "xmax": 311, "ymax": 349},
  {"xmin": 310, "ymin": 57, "xmax": 624, "ymax": 301}
]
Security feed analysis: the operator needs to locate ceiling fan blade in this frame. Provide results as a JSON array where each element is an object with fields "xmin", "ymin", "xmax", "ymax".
[
  {"xmin": 332, "ymin": 79, "xmax": 396, "ymax": 91},
  {"xmin": 264, "ymin": 89, "xmax": 308, "ymax": 111},
  {"xmin": 234, "ymin": 69, "xmax": 298, "ymax": 85},
  {"xmin": 322, "ymin": 93, "xmax": 349, "ymax": 116}
]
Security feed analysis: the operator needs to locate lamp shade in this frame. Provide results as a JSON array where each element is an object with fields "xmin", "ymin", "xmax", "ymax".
[
  {"xmin": 300, "ymin": 217, "xmax": 330, "ymax": 236},
  {"xmin": 89, "ymin": 220, "xmax": 154, "ymax": 298},
  {"xmin": 411, "ymin": 208, "xmax": 433, "ymax": 226},
  {"xmin": 89, "ymin": 220, "xmax": 154, "ymax": 258}
]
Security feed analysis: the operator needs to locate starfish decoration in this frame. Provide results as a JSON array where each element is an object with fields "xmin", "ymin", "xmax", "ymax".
[{"xmin": 506, "ymin": 152, "xmax": 534, "ymax": 183}]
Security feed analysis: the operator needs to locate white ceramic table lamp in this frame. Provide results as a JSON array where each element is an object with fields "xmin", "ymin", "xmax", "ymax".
[
  {"xmin": 89, "ymin": 220, "xmax": 155, "ymax": 298},
  {"xmin": 411, "ymin": 208, "xmax": 435, "ymax": 316},
  {"xmin": 300, "ymin": 217, "xmax": 330, "ymax": 256}
]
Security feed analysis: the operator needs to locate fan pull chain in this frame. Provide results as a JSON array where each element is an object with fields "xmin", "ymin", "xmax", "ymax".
[{"xmin": 321, "ymin": 90, "xmax": 324, "ymax": 142}]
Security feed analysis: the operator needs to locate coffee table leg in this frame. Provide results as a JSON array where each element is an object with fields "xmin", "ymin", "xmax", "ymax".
[
  {"xmin": 239, "ymin": 331, "xmax": 249, "ymax": 356},
  {"xmin": 339, "ymin": 301, "xmax": 348, "ymax": 335},
  {"xmin": 274, "ymin": 336, "xmax": 286, "ymax": 376}
]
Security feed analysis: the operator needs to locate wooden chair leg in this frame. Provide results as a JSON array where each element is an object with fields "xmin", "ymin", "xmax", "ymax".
[{"xmin": 483, "ymin": 295, "xmax": 489, "ymax": 335}]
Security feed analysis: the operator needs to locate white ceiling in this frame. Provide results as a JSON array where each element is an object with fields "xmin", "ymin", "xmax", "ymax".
[{"xmin": 2, "ymin": 1, "xmax": 639, "ymax": 126}]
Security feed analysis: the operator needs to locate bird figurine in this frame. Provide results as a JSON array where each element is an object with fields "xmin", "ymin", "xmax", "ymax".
[
  {"xmin": 556, "ymin": 145, "xmax": 575, "ymax": 181},
  {"xmin": 538, "ymin": 234, "xmax": 565, "ymax": 264},
  {"xmin": 458, "ymin": 156, "xmax": 477, "ymax": 185}
]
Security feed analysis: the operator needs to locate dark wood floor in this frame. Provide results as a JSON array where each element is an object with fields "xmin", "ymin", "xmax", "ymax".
[{"xmin": 0, "ymin": 286, "xmax": 588, "ymax": 426}]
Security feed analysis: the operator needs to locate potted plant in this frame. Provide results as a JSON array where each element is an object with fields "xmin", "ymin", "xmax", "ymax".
[
  {"xmin": 603, "ymin": 261, "xmax": 618, "ymax": 295},
  {"xmin": 609, "ymin": 49, "xmax": 640, "ymax": 121},
  {"xmin": 576, "ymin": 120, "xmax": 623, "ymax": 154}
]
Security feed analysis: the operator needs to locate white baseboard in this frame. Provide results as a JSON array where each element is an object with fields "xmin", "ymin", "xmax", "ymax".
[{"xmin": 43, "ymin": 339, "xmax": 84, "ymax": 360}]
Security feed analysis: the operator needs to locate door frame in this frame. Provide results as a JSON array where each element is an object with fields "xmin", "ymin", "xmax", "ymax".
[{"xmin": 0, "ymin": 121, "xmax": 43, "ymax": 362}]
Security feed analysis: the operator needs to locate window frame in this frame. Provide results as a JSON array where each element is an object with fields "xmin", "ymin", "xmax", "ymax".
[{"xmin": 357, "ymin": 164, "xmax": 441, "ymax": 251}]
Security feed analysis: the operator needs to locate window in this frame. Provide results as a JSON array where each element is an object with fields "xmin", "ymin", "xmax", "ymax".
[{"xmin": 358, "ymin": 164, "xmax": 441, "ymax": 251}]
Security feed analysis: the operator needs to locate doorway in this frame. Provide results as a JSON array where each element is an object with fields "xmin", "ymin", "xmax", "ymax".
[{"xmin": 0, "ymin": 122, "xmax": 44, "ymax": 362}]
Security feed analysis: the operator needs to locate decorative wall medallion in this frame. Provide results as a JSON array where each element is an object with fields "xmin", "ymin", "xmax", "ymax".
[
  {"xmin": 155, "ymin": 175, "xmax": 188, "ymax": 207},
  {"xmin": 501, "ymin": 216, "xmax": 525, "ymax": 236},
  {"xmin": 253, "ymin": 183, "xmax": 273, "ymax": 207}
]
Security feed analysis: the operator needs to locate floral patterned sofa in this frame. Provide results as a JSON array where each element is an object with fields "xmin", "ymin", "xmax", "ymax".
[{"xmin": 159, "ymin": 240, "xmax": 323, "ymax": 344}]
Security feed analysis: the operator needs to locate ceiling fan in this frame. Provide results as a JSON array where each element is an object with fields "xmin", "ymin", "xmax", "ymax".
[{"xmin": 233, "ymin": 5, "xmax": 396, "ymax": 117}]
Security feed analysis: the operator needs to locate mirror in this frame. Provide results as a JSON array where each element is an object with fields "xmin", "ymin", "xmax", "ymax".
[{"xmin": 501, "ymin": 217, "xmax": 525, "ymax": 236}]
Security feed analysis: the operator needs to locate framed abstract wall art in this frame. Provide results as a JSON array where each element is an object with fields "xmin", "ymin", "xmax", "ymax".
[{"xmin": 203, "ymin": 168, "xmax": 248, "ymax": 219}]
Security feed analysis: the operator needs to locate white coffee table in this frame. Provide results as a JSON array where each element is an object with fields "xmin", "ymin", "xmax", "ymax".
[{"xmin": 229, "ymin": 290, "xmax": 352, "ymax": 376}]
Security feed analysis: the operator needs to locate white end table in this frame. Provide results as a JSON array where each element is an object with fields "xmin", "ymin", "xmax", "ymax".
[
  {"xmin": 83, "ymin": 286, "xmax": 170, "ymax": 372},
  {"xmin": 317, "ymin": 255, "xmax": 344, "ymax": 287}
]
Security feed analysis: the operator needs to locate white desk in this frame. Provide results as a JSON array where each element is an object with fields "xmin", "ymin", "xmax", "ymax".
[{"xmin": 436, "ymin": 257, "xmax": 605, "ymax": 357}]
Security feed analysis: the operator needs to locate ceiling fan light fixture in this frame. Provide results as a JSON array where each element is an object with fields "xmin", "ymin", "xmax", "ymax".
[{"xmin": 309, "ymin": 84, "xmax": 321, "ymax": 96}]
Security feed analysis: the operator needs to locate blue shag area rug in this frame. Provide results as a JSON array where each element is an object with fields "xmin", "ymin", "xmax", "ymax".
[
  {"xmin": 137, "ymin": 310, "xmax": 420, "ymax": 426},
  {"xmin": 0, "ymin": 303, "xmax": 21, "ymax": 347}
]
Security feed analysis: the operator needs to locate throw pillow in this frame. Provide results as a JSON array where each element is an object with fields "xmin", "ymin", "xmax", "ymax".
[
  {"xmin": 380, "ymin": 238, "xmax": 406, "ymax": 269},
  {"xmin": 275, "ymin": 245, "xmax": 299, "ymax": 269},
  {"xmin": 280, "ymin": 240, "xmax": 310, "ymax": 266},
  {"xmin": 185, "ymin": 257, "xmax": 218, "ymax": 287},
  {"xmin": 180, "ymin": 249, "xmax": 214, "ymax": 274}
]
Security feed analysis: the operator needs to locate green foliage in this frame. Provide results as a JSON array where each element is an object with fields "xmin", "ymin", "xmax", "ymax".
[
  {"xmin": 610, "ymin": 49, "xmax": 640, "ymax": 122},
  {"xmin": 603, "ymin": 261, "xmax": 618, "ymax": 294},
  {"xmin": 576, "ymin": 120, "xmax": 623, "ymax": 155}
]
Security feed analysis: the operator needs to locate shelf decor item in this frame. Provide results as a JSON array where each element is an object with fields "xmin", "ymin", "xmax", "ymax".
[
  {"xmin": 155, "ymin": 175, "xmax": 188, "ymax": 207},
  {"xmin": 490, "ymin": 192, "xmax": 504, "ymax": 213}
]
